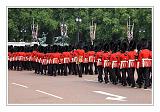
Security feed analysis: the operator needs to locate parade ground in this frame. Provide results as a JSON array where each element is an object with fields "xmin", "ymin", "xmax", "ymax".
[{"xmin": 8, "ymin": 71, "xmax": 152, "ymax": 105}]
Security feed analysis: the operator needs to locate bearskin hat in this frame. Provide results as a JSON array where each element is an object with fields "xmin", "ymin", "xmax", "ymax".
[
  {"xmin": 141, "ymin": 38, "xmax": 148, "ymax": 49},
  {"xmin": 121, "ymin": 40, "xmax": 129, "ymax": 53},
  {"xmin": 129, "ymin": 39, "xmax": 137, "ymax": 51}
]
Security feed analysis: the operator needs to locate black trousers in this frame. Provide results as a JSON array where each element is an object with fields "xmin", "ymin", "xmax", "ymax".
[
  {"xmin": 52, "ymin": 64, "xmax": 58, "ymax": 76},
  {"xmin": 8, "ymin": 61, "xmax": 13, "ymax": 70},
  {"xmin": 68, "ymin": 63, "xmax": 72, "ymax": 75},
  {"xmin": 111, "ymin": 68, "xmax": 117, "ymax": 84},
  {"xmin": 136, "ymin": 68, "xmax": 143, "ymax": 86},
  {"xmin": 94, "ymin": 62, "xmax": 98, "ymax": 74},
  {"xmin": 78, "ymin": 63, "xmax": 83, "ymax": 77},
  {"xmin": 97, "ymin": 66, "xmax": 103, "ymax": 82},
  {"xmin": 39, "ymin": 63, "xmax": 43, "ymax": 74},
  {"xmin": 70, "ymin": 63, "xmax": 74, "ymax": 75},
  {"xmin": 128, "ymin": 68, "xmax": 135, "ymax": 87},
  {"xmin": 13, "ymin": 61, "xmax": 17, "ymax": 70},
  {"xmin": 108, "ymin": 68, "xmax": 112, "ymax": 82},
  {"xmin": 81, "ymin": 63, "xmax": 85, "ymax": 74},
  {"xmin": 17, "ymin": 61, "xmax": 23, "ymax": 71},
  {"xmin": 42, "ymin": 64, "xmax": 47, "ymax": 75},
  {"xmin": 149, "ymin": 67, "xmax": 152, "ymax": 86},
  {"xmin": 116, "ymin": 68, "xmax": 121, "ymax": 83},
  {"xmin": 25, "ymin": 61, "xmax": 32, "ymax": 70},
  {"xmin": 83, "ymin": 63, "xmax": 89, "ymax": 74},
  {"xmin": 48, "ymin": 64, "xmax": 52, "ymax": 75},
  {"xmin": 72, "ymin": 62, "xmax": 78, "ymax": 75},
  {"xmin": 104, "ymin": 67, "xmax": 109, "ymax": 83},
  {"xmin": 142, "ymin": 67, "xmax": 150, "ymax": 88},
  {"xmin": 121, "ymin": 68, "xmax": 127, "ymax": 85},
  {"xmin": 37, "ymin": 63, "xmax": 41, "ymax": 74},
  {"xmin": 64, "ymin": 63, "xmax": 69, "ymax": 76},
  {"xmin": 88, "ymin": 62, "xmax": 93, "ymax": 75},
  {"xmin": 57, "ymin": 64, "xmax": 64, "ymax": 75}
]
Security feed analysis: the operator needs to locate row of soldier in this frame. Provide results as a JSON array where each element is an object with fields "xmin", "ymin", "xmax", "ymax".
[{"xmin": 8, "ymin": 38, "xmax": 152, "ymax": 89}]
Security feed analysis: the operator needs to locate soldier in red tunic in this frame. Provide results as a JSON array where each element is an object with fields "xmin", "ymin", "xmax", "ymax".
[
  {"xmin": 71, "ymin": 46, "xmax": 78, "ymax": 75},
  {"xmin": 63, "ymin": 46, "xmax": 71, "ymax": 76},
  {"xmin": 87, "ymin": 45, "xmax": 95, "ymax": 75},
  {"xmin": 8, "ymin": 45, "xmax": 13, "ymax": 70},
  {"xmin": 127, "ymin": 40, "xmax": 138, "ymax": 87},
  {"xmin": 110, "ymin": 43, "xmax": 120, "ymax": 85},
  {"xmin": 102, "ymin": 43, "xmax": 110, "ymax": 83},
  {"xmin": 148, "ymin": 40, "xmax": 152, "ymax": 87},
  {"xmin": 120, "ymin": 41, "xmax": 129, "ymax": 86},
  {"xmin": 96, "ymin": 44, "xmax": 104, "ymax": 82},
  {"xmin": 83, "ymin": 46, "xmax": 89, "ymax": 75},
  {"xmin": 138, "ymin": 39, "xmax": 152, "ymax": 89},
  {"xmin": 76, "ymin": 45, "xmax": 85, "ymax": 77}
]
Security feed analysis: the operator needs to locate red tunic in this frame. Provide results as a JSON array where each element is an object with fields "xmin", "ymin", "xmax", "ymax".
[
  {"xmin": 83, "ymin": 52, "xmax": 89, "ymax": 63},
  {"xmin": 8, "ymin": 52, "xmax": 12, "ymax": 61},
  {"xmin": 76, "ymin": 49, "xmax": 85, "ymax": 63},
  {"xmin": 73, "ymin": 50, "xmax": 78, "ymax": 63},
  {"xmin": 120, "ymin": 52, "xmax": 129, "ymax": 69},
  {"xmin": 138, "ymin": 49, "xmax": 152, "ymax": 67},
  {"xmin": 110, "ymin": 52, "xmax": 120, "ymax": 68},
  {"xmin": 127, "ymin": 50, "xmax": 137, "ymax": 68},
  {"xmin": 95, "ymin": 51, "xmax": 104, "ymax": 66},
  {"xmin": 62, "ymin": 52, "xmax": 71, "ymax": 63},
  {"xmin": 102, "ymin": 52, "xmax": 111, "ymax": 68},
  {"xmin": 87, "ymin": 51, "xmax": 95, "ymax": 62}
]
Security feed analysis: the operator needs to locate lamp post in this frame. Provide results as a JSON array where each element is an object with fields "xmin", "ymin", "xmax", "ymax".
[
  {"xmin": 21, "ymin": 28, "xmax": 27, "ymax": 42},
  {"xmin": 76, "ymin": 16, "xmax": 82, "ymax": 44}
]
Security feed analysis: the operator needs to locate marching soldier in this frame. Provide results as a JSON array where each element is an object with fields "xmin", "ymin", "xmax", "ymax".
[
  {"xmin": 87, "ymin": 45, "xmax": 95, "ymax": 75},
  {"xmin": 83, "ymin": 46, "xmax": 89, "ymax": 75},
  {"xmin": 63, "ymin": 46, "xmax": 71, "ymax": 76},
  {"xmin": 148, "ymin": 40, "xmax": 152, "ymax": 87},
  {"xmin": 138, "ymin": 39, "xmax": 152, "ymax": 89},
  {"xmin": 120, "ymin": 41, "xmax": 129, "ymax": 86},
  {"xmin": 127, "ymin": 39, "xmax": 137, "ymax": 87},
  {"xmin": 96, "ymin": 44, "xmax": 104, "ymax": 82},
  {"xmin": 76, "ymin": 45, "xmax": 85, "ymax": 77},
  {"xmin": 110, "ymin": 43, "xmax": 120, "ymax": 85},
  {"xmin": 102, "ymin": 43, "xmax": 111, "ymax": 83}
]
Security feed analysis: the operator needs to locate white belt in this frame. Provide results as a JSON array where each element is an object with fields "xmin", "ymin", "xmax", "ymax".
[
  {"xmin": 128, "ymin": 60, "xmax": 135, "ymax": 68},
  {"xmin": 112, "ymin": 61, "xmax": 117, "ymax": 69},
  {"xmin": 120, "ymin": 61, "xmax": 128, "ymax": 69},
  {"xmin": 104, "ymin": 60, "xmax": 109, "ymax": 68},
  {"xmin": 142, "ymin": 58, "xmax": 152, "ymax": 67},
  {"xmin": 64, "ymin": 58, "xmax": 70, "ymax": 63},
  {"xmin": 53, "ymin": 58, "xmax": 59, "ymax": 63},
  {"xmin": 89, "ymin": 56, "xmax": 94, "ymax": 62}
]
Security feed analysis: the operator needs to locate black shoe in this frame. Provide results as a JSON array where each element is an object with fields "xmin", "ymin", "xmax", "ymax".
[
  {"xmin": 144, "ymin": 86, "xmax": 147, "ymax": 89},
  {"xmin": 105, "ymin": 81, "xmax": 109, "ymax": 84},
  {"xmin": 138, "ymin": 85, "xmax": 142, "ymax": 88},
  {"xmin": 123, "ymin": 84, "xmax": 127, "ymax": 86},
  {"xmin": 131, "ymin": 85, "xmax": 135, "ymax": 88}
]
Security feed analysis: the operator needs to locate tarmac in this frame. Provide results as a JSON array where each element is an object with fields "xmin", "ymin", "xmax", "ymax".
[{"xmin": 8, "ymin": 70, "xmax": 152, "ymax": 105}]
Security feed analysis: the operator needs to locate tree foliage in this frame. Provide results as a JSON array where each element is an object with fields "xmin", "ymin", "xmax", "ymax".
[{"xmin": 8, "ymin": 8, "xmax": 152, "ymax": 44}]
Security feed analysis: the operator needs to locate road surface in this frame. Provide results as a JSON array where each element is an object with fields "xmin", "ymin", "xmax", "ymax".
[{"xmin": 8, "ymin": 70, "xmax": 152, "ymax": 104}]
